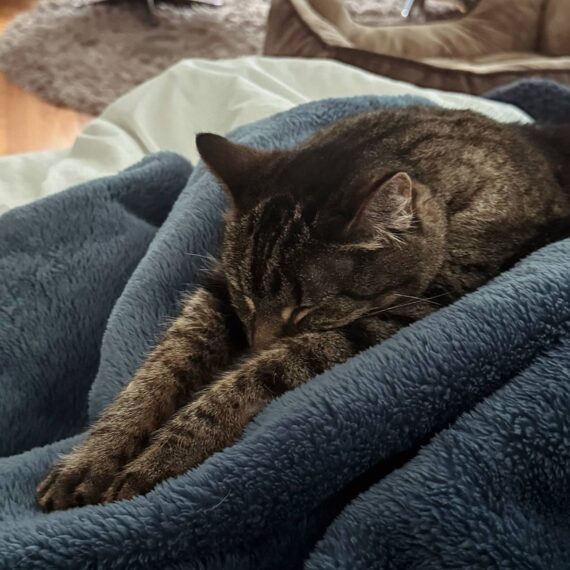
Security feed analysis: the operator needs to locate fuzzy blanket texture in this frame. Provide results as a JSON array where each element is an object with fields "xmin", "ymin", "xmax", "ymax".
[{"xmin": 1, "ymin": 81, "xmax": 570, "ymax": 569}]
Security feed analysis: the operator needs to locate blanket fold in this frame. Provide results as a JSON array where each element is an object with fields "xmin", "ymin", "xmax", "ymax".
[
  {"xmin": 1, "ymin": 86, "xmax": 570, "ymax": 570},
  {"xmin": 0, "ymin": 153, "xmax": 192, "ymax": 458}
]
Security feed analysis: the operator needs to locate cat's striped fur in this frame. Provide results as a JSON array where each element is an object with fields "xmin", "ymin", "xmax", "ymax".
[{"xmin": 38, "ymin": 106, "xmax": 570, "ymax": 509}]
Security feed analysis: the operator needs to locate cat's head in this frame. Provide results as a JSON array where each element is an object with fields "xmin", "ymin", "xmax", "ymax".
[{"xmin": 197, "ymin": 132, "xmax": 446, "ymax": 351}]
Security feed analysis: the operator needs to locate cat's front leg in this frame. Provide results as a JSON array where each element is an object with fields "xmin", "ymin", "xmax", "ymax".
[
  {"xmin": 104, "ymin": 323, "xmax": 393, "ymax": 502},
  {"xmin": 37, "ymin": 285, "xmax": 243, "ymax": 511}
]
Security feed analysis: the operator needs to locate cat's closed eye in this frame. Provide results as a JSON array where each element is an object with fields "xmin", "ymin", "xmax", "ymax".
[
  {"xmin": 292, "ymin": 306, "xmax": 315, "ymax": 325},
  {"xmin": 280, "ymin": 305, "xmax": 314, "ymax": 325}
]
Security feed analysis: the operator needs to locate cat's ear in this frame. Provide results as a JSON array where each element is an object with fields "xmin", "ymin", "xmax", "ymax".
[
  {"xmin": 345, "ymin": 172, "xmax": 415, "ymax": 242},
  {"xmin": 196, "ymin": 133, "xmax": 266, "ymax": 207}
]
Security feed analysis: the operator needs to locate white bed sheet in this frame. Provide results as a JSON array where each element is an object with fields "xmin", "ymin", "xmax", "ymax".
[{"xmin": 0, "ymin": 56, "xmax": 531, "ymax": 213}]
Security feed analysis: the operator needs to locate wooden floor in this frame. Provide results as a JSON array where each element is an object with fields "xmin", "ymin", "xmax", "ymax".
[{"xmin": 0, "ymin": 0, "xmax": 91, "ymax": 156}]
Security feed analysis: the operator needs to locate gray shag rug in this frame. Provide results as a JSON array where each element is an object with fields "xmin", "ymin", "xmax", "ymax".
[{"xmin": 0, "ymin": 0, "xmax": 467, "ymax": 115}]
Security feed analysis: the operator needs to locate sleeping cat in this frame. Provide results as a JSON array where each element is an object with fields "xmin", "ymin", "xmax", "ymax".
[{"xmin": 38, "ymin": 105, "xmax": 570, "ymax": 511}]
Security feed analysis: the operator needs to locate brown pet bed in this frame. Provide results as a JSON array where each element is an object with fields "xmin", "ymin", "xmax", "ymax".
[{"xmin": 264, "ymin": 0, "xmax": 570, "ymax": 94}]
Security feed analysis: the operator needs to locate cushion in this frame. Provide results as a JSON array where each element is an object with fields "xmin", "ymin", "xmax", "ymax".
[
  {"xmin": 542, "ymin": 0, "xmax": 570, "ymax": 57},
  {"xmin": 263, "ymin": 0, "xmax": 570, "ymax": 94}
]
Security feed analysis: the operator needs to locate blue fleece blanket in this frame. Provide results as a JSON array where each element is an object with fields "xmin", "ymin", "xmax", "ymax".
[{"xmin": 1, "ymin": 82, "xmax": 570, "ymax": 569}]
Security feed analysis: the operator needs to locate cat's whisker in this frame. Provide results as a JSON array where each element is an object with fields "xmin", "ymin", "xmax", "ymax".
[
  {"xmin": 362, "ymin": 293, "xmax": 449, "ymax": 318},
  {"xmin": 184, "ymin": 252, "xmax": 218, "ymax": 262},
  {"xmin": 362, "ymin": 300, "xmax": 423, "ymax": 317},
  {"xmin": 392, "ymin": 292, "xmax": 446, "ymax": 306}
]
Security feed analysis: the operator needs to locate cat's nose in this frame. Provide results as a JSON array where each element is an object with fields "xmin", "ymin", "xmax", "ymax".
[{"xmin": 251, "ymin": 318, "xmax": 282, "ymax": 352}]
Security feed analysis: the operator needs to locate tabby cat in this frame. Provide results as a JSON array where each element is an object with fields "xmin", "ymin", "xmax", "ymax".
[{"xmin": 38, "ymin": 106, "xmax": 570, "ymax": 511}]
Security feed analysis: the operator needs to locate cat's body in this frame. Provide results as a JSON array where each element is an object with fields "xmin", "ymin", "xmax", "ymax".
[{"xmin": 38, "ymin": 106, "xmax": 570, "ymax": 510}]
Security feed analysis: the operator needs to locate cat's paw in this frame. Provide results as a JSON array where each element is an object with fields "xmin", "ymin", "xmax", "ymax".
[
  {"xmin": 103, "ymin": 468, "xmax": 157, "ymax": 503},
  {"xmin": 103, "ymin": 447, "xmax": 182, "ymax": 503},
  {"xmin": 37, "ymin": 453, "xmax": 117, "ymax": 511}
]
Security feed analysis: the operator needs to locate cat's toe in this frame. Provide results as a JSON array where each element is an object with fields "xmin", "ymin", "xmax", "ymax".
[
  {"xmin": 103, "ymin": 478, "xmax": 135, "ymax": 503},
  {"xmin": 72, "ymin": 473, "xmax": 115, "ymax": 506},
  {"xmin": 37, "ymin": 465, "xmax": 87, "ymax": 511},
  {"xmin": 37, "ymin": 458, "xmax": 117, "ymax": 511},
  {"xmin": 104, "ymin": 470, "xmax": 156, "ymax": 503},
  {"xmin": 36, "ymin": 466, "xmax": 60, "ymax": 499}
]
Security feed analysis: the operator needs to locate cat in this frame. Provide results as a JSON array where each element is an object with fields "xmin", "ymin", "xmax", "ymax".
[{"xmin": 38, "ymin": 105, "xmax": 570, "ymax": 511}]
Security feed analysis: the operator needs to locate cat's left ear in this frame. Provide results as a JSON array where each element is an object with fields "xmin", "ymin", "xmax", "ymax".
[
  {"xmin": 196, "ymin": 133, "xmax": 267, "ymax": 208},
  {"xmin": 345, "ymin": 172, "xmax": 415, "ymax": 240}
]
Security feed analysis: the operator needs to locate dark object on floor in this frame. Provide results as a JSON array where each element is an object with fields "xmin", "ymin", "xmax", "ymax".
[
  {"xmin": 94, "ymin": 0, "xmax": 224, "ymax": 23},
  {"xmin": 95, "ymin": 0, "xmax": 224, "ymax": 9}
]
